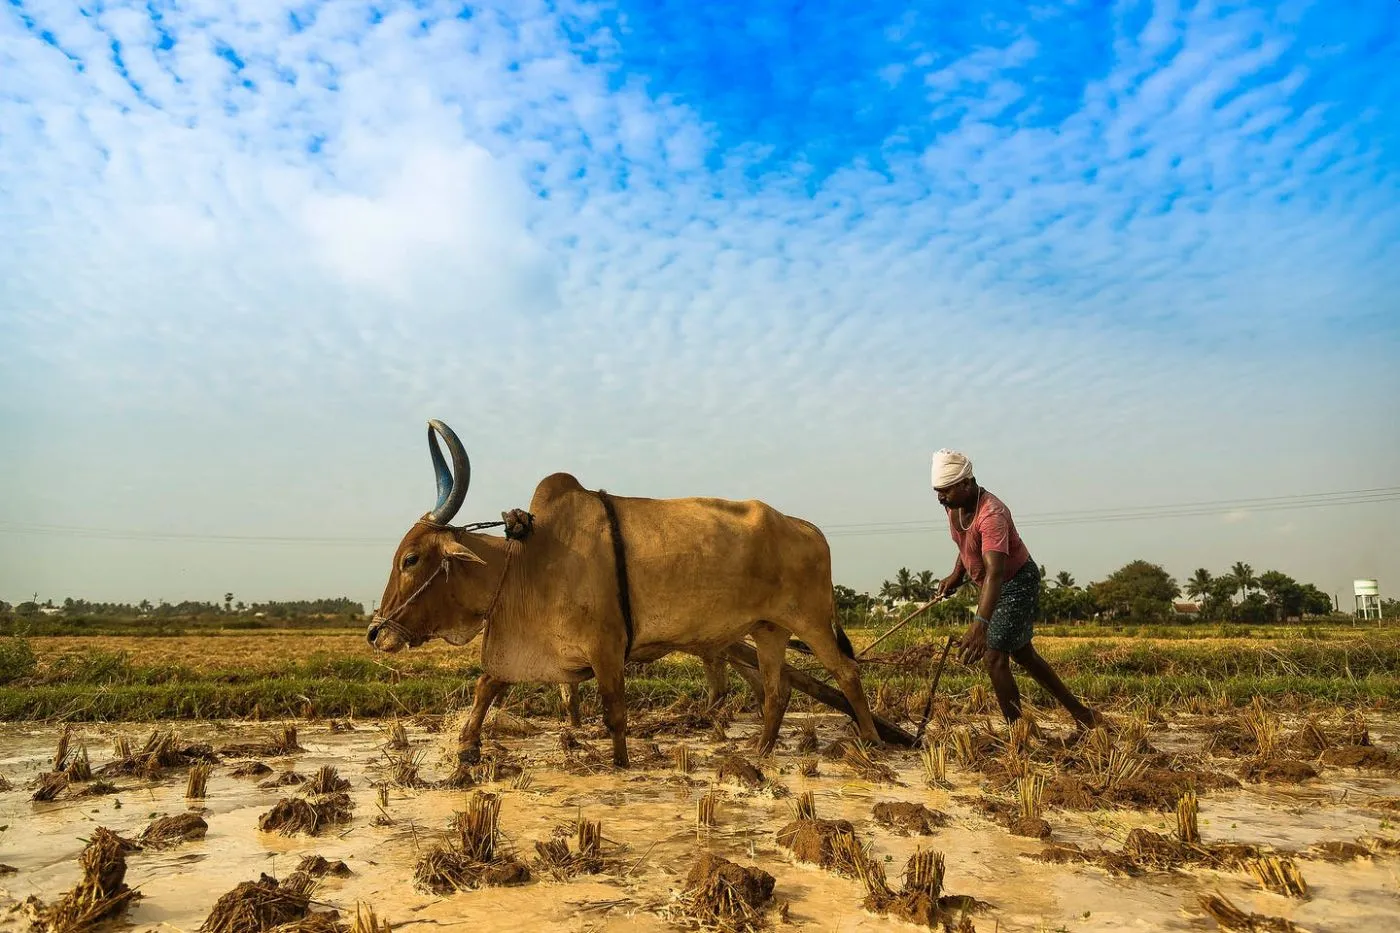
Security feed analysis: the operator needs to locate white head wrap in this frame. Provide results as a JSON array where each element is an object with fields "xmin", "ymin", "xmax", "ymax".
[{"xmin": 931, "ymin": 449, "xmax": 973, "ymax": 489}]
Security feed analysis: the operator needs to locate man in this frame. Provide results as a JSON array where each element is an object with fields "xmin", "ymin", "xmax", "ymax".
[{"xmin": 930, "ymin": 449, "xmax": 1101, "ymax": 729}]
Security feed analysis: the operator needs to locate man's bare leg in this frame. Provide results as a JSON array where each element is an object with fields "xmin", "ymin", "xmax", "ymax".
[
  {"xmin": 1010, "ymin": 643, "xmax": 1100, "ymax": 729},
  {"xmin": 983, "ymin": 649, "xmax": 1023, "ymax": 723}
]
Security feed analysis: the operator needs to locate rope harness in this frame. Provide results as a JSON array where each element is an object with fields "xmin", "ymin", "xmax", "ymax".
[
  {"xmin": 370, "ymin": 512, "xmax": 533, "ymax": 646},
  {"xmin": 372, "ymin": 500, "xmax": 633, "ymax": 664},
  {"xmin": 597, "ymin": 490, "xmax": 635, "ymax": 660}
]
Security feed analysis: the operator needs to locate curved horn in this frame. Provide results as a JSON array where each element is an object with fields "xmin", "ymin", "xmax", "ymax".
[{"xmin": 426, "ymin": 419, "xmax": 471, "ymax": 525}]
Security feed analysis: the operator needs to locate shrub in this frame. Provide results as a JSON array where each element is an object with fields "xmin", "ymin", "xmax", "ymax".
[{"xmin": 0, "ymin": 636, "xmax": 37, "ymax": 684}]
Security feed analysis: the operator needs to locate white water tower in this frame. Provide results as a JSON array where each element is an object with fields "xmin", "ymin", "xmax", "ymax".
[{"xmin": 1354, "ymin": 579, "xmax": 1382, "ymax": 623}]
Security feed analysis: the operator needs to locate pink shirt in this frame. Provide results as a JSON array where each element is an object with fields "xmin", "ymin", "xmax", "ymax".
[{"xmin": 947, "ymin": 490, "xmax": 1030, "ymax": 587}]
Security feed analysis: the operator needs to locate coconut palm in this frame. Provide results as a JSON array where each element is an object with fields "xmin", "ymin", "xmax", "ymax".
[
  {"xmin": 894, "ymin": 567, "xmax": 917, "ymax": 602},
  {"xmin": 916, "ymin": 570, "xmax": 937, "ymax": 599},
  {"xmin": 1185, "ymin": 568, "xmax": 1213, "ymax": 604},
  {"xmin": 1230, "ymin": 562, "xmax": 1256, "ymax": 598},
  {"xmin": 1054, "ymin": 571, "xmax": 1076, "ymax": 590}
]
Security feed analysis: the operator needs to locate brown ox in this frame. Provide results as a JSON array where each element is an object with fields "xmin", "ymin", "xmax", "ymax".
[{"xmin": 367, "ymin": 420, "xmax": 880, "ymax": 767}]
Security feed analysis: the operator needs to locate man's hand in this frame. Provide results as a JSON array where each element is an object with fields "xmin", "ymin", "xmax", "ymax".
[
  {"xmin": 936, "ymin": 574, "xmax": 963, "ymax": 600},
  {"xmin": 959, "ymin": 617, "xmax": 988, "ymax": 665}
]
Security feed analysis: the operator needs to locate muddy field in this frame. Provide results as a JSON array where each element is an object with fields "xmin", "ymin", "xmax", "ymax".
[{"xmin": 3, "ymin": 699, "xmax": 1398, "ymax": 933}]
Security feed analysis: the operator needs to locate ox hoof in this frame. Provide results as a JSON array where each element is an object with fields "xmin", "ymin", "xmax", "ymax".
[{"xmin": 457, "ymin": 746, "xmax": 482, "ymax": 766}]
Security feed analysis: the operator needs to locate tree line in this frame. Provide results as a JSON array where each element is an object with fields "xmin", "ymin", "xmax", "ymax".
[
  {"xmin": 847, "ymin": 559, "xmax": 1362, "ymax": 624},
  {"xmin": 0, "ymin": 595, "xmax": 366, "ymax": 621}
]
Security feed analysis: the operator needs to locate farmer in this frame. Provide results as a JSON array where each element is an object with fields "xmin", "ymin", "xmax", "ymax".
[{"xmin": 930, "ymin": 448, "xmax": 1101, "ymax": 729}]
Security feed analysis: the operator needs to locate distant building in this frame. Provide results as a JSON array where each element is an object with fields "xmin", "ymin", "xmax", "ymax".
[{"xmin": 1172, "ymin": 601, "xmax": 1202, "ymax": 617}]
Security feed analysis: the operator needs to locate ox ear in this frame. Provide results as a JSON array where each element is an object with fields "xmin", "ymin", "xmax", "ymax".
[{"xmin": 442, "ymin": 540, "xmax": 486, "ymax": 565}]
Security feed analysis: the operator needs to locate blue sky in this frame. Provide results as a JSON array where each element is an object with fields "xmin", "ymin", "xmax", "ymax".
[{"xmin": 2, "ymin": 0, "xmax": 1397, "ymax": 608}]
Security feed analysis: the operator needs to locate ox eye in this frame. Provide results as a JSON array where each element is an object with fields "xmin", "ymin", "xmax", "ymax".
[{"xmin": 402, "ymin": 554, "xmax": 419, "ymax": 570}]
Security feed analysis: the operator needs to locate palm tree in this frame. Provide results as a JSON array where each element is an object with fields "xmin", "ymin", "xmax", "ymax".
[
  {"xmin": 916, "ymin": 570, "xmax": 936, "ymax": 600},
  {"xmin": 894, "ymin": 567, "xmax": 917, "ymax": 602},
  {"xmin": 1185, "ymin": 568, "xmax": 1213, "ymax": 604},
  {"xmin": 1230, "ymin": 562, "xmax": 1256, "ymax": 599},
  {"xmin": 224, "ymin": 592, "xmax": 234, "ymax": 613},
  {"xmin": 1054, "ymin": 571, "xmax": 1076, "ymax": 590}
]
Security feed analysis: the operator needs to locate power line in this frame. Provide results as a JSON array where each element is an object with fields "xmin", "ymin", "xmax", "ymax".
[{"xmin": 0, "ymin": 485, "xmax": 1395, "ymax": 546}]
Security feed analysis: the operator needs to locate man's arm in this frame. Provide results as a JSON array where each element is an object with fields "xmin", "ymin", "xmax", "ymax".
[
  {"xmin": 938, "ymin": 556, "xmax": 967, "ymax": 599},
  {"xmin": 959, "ymin": 551, "xmax": 1005, "ymax": 664}
]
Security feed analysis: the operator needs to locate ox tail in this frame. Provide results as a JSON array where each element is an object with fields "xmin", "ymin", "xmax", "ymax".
[{"xmin": 789, "ymin": 618, "xmax": 855, "ymax": 660}]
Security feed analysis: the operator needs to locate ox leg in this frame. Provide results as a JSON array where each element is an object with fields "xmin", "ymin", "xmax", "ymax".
[
  {"xmin": 801, "ymin": 629, "xmax": 881, "ymax": 746},
  {"xmin": 559, "ymin": 683, "xmax": 583, "ymax": 728},
  {"xmin": 458, "ymin": 674, "xmax": 510, "ymax": 765},
  {"xmin": 702, "ymin": 654, "xmax": 731, "ymax": 707},
  {"xmin": 751, "ymin": 624, "xmax": 792, "ymax": 755},
  {"xmin": 594, "ymin": 661, "xmax": 630, "ymax": 769}
]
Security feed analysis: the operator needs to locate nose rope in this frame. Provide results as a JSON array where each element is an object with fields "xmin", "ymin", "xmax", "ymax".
[
  {"xmin": 371, "ymin": 535, "xmax": 520, "ymax": 647},
  {"xmin": 372, "ymin": 558, "xmax": 451, "ymax": 647}
]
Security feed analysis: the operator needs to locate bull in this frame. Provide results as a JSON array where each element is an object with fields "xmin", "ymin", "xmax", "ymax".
[{"xmin": 367, "ymin": 420, "xmax": 880, "ymax": 767}]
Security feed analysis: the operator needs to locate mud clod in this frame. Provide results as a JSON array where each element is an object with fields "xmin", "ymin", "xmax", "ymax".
[
  {"xmin": 139, "ymin": 813, "xmax": 208, "ymax": 848},
  {"xmin": 229, "ymin": 762, "xmax": 273, "ymax": 778},
  {"xmin": 258, "ymin": 793, "xmax": 353, "ymax": 836},
  {"xmin": 1237, "ymin": 759, "xmax": 1318, "ymax": 784},
  {"xmin": 717, "ymin": 755, "xmax": 766, "ymax": 789},
  {"xmin": 296, "ymin": 855, "xmax": 353, "ymax": 877},
  {"xmin": 1007, "ymin": 816, "xmax": 1052, "ymax": 839},
  {"xmin": 197, "ymin": 872, "xmax": 316, "ymax": 933},
  {"xmin": 776, "ymin": 818, "xmax": 863, "ymax": 873},
  {"xmin": 675, "ymin": 852, "xmax": 776, "ymax": 933},
  {"xmin": 1319, "ymin": 746, "xmax": 1397, "ymax": 770},
  {"xmin": 873, "ymin": 802, "xmax": 948, "ymax": 835}
]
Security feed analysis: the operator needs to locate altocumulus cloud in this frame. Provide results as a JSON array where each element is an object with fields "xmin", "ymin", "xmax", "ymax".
[{"xmin": 0, "ymin": 0, "xmax": 1397, "ymax": 604}]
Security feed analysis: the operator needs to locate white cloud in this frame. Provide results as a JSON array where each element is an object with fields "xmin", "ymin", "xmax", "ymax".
[{"xmin": 0, "ymin": 0, "xmax": 1396, "ymax": 605}]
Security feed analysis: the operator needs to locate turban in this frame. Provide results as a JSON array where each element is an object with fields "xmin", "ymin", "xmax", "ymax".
[{"xmin": 931, "ymin": 449, "xmax": 973, "ymax": 489}]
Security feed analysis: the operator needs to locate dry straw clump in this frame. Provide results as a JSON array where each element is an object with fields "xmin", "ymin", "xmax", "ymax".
[
  {"xmin": 217, "ymin": 724, "xmax": 302, "ymax": 759},
  {"xmin": 533, "ymin": 818, "xmax": 606, "ymax": 879},
  {"xmin": 1246, "ymin": 857, "xmax": 1309, "ymax": 898},
  {"xmin": 198, "ymin": 871, "xmax": 316, "ymax": 933},
  {"xmin": 25, "ymin": 827, "xmax": 140, "ymax": 933},
  {"xmin": 861, "ymin": 849, "xmax": 985, "ymax": 930},
  {"xmin": 920, "ymin": 742, "xmax": 948, "ymax": 787},
  {"xmin": 303, "ymin": 765, "xmax": 352, "ymax": 795},
  {"xmin": 843, "ymin": 743, "xmax": 898, "ymax": 784},
  {"xmin": 1177, "ymin": 790, "xmax": 1200, "ymax": 844},
  {"xmin": 386, "ymin": 720, "xmax": 409, "ymax": 750},
  {"xmin": 413, "ymin": 792, "xmax": 530, "ymax": 894},
  {"xmin": 63, "ymin": 745, "xmax": 92, "ymax": 783},
  {"xmin": 1197, "ymin": 892, "xmax": 1306, "ymax": 933},
  {"xmin": 186, "ymin": 763, "xmax": 212, "ymax": 799},
  {"xmin": 98, "ymin": 729, "xmax": 215, "ymax": 779},
  {"xmin": 31, "ymin": 771, "xmax": 70, "ymax": 802},
  {"xmin": 258, "ymin": 793, "xmax": 353, "ymax": 836},
  {"xmin": 696, "ymin": 791, "xmax": 719, "ymax": 830}
]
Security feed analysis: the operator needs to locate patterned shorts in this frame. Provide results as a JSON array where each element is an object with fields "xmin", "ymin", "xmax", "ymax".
[{"xmin": 987, "ymin": 558, "xmax": 1039, "ymax": 653}]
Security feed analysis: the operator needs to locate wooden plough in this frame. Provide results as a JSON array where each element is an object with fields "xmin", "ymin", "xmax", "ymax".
[
  {"xmin": 719, "ymin": 599, "xmax": 954, "ymax": 749},
  {"xmin": 720, "ymin": 642, "xmax": 918, "ymax": 747}
]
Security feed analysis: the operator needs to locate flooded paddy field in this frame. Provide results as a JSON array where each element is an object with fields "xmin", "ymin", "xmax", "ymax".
[{"xmin": 3, "ymin": 701, "xmax": 1398, "ymax": 933}]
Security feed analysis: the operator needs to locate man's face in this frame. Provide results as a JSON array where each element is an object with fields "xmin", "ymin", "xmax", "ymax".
[{"xmin": 935, "ymin": 477, "xmax": 975, "ymax": 510}]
